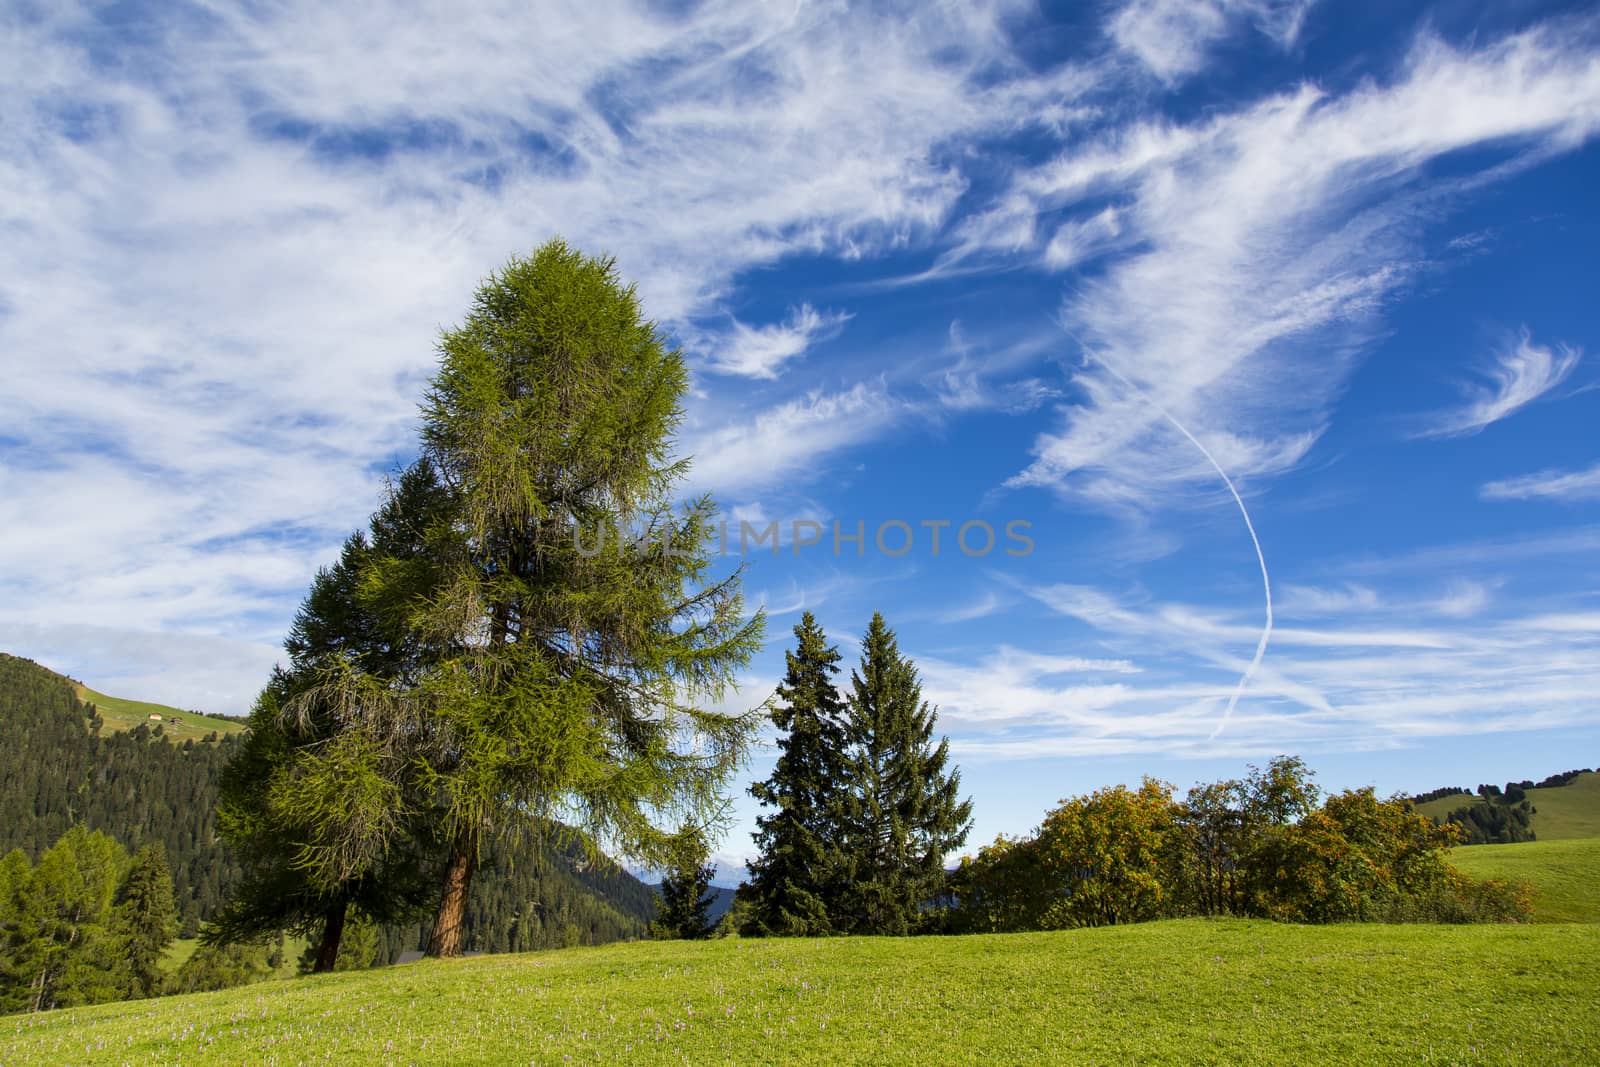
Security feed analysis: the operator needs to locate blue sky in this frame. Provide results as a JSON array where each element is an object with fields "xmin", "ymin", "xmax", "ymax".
[{"xmin": 2, "ymin": 0, "xmax": 1599, "ymax": 875}]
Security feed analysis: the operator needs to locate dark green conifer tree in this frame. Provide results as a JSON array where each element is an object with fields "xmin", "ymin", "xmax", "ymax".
[
  {"xmin": 0, "ymin": 849, "xmax": 28, "ymax": 931},
  {"xmin": 837, "ymin": 613, "xmax": 972, "ymax": 935},
  {"xmin": 111, "ymin": 842, "xmax": 177, "ymax": 998},
  {"xmin": 742, "ymin": 612, "xmax": 848, "ymax": 935},
  {"xmin": 652, "ymin": 849, "xmax": 716, "ymax": 941},
  {"xmin": 210, "ymin": 460, "xmax": 450, "ymax": 971}
]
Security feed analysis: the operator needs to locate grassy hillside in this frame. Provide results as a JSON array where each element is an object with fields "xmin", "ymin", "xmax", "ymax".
[
  {"xmin": 10, "ymin": 921, "xmax": 1596, "ymax": 1065},
  {"xmin": 72, "ymin": 681, "xmax": 247, "ymax": 740},
  {"xmin": 1449, "ymin": 838, "xmax": 1600, "ymax": 924},
  {"xmin": 1417, "ymin": 771, "xmax": 1600, "ymax": 841},
  {"xmin": 158, "ymin": 936, "xmax": 309, "ymax": 979}
]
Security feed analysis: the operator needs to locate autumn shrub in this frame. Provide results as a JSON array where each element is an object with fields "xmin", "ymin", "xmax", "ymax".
[{"xmin": 944, "ymin": 759, "xmax": 1530, "ymax": 932}]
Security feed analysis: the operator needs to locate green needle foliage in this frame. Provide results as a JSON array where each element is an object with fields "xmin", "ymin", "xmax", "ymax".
[
  {"xmin": 652, "ymin": 835, "xmax": 717, "ymax": 941},
  {"xmin": 111, "ymin": 842, "xmax": 177, "ymax": 999},
  {"xmin": 349, "ymin": 239, "xmax": 764, "ymax": 956},
  {"xmin": 836, "ymin": 613, "xmax": 972, "ymax": 935},
  {"xmin": 0, "ymin": 827, "xmax": 127, "ymax": 1012},
  {"xmin": 743, "ymin": 612, "xmax": 850, "ymax": 936}
]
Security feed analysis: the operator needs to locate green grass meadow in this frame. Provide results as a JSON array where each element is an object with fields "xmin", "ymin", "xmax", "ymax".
[
  {"xmin": 15, "ymin": 759, "xmax": 1597, "ymax": 1063},
  {"xmin": 158, "ymin": 937, "xmax": 310, "ymax": 981},
  {"xmin": 72, "ymin": 683, "xmax": 246, "ymax": 741},
  {"xmin": 8, "ymin": 920, "xmax": 1597, "ymax": 1066},
  {"xmin": 1448, "ymin": 838, "xmax": 1600, "ymax": 924},
  {"xmin": 158, "ymin": 939, "xmax": 200, "ymax": 975}
]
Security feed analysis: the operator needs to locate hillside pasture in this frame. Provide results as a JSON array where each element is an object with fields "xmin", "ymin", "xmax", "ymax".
[
  {"xmin": 1448, "ymin": 838, "xmax": 1600, "ymax": 924},
  {"xmin": 9, "ymin": 920, "xmax": 1597, "ymax": 1065},
  {"xmin": 1416, "ymin": 771, "xmax": 1600, "ymax": 842},
  {"xmin": 72, "ymin": 682, "xmax": 247, "ymax": 741}
]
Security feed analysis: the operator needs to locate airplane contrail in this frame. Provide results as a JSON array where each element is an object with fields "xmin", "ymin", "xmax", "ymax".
[{"xmin": 1079, "ymin": 348, "xmax": 1273, "ymax": 739}]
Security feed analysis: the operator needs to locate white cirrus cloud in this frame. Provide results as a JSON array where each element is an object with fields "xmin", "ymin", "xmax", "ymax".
[
  {"xmin": 1108, "ymin": 0, "xmax": 1316, "ymax": 82},
  {"xmin": 1481, "ymin": 460, "xmax": 1600, "ymax": 503},
  {"xmin": 992, "ymin": 25, "xmax": 1600, "ymax": 510},
  {"xmin": 1277, "ymin": 583, "xmax": 1382, "ymax": 616},
  {"xmin": 681, "ymin": 382, "xmax": 899, "ymax": 496},
  {"xmin": 699, "ymin": 304, "xmax": 851, "ymax": 379},
  {"xmin": 1042, "ymin": 206, "xmax": 1124, "ymax": 271},
  {"xmin": 1418, "ymin": 329, "xmax": 1582, "ymax": 438},
  {"xmin": 935, "ymin": 568, "xmax": 1600, "ymax": 760},
  {"xmin": 920, "ymin": 645, "xmax": 1141, "ymax": 727}
]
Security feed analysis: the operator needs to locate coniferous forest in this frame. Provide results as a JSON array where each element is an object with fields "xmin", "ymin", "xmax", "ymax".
[
  {"xmin": 0, "ymin": 651, "xmax": 656, "ymax": 1012},
  {"xmin": 0, "ymin": 652, "xmax": 242, "ymax": 934}
]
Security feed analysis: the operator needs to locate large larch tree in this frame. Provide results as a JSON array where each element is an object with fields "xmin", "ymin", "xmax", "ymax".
[{"xmin": 361, "ymin": 240, "xmax": 764, "ymax": 956}]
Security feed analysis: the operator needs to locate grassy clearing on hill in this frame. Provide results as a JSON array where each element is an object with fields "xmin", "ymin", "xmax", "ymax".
[
  {"xmin": 1416, "ymin": 771, "xmax": 1600, "ymax": 841},
  {"xmin": 72, "ymin": 682, "xmax": 246, "ymax": 741},
  {"xmin": 10, "ymin": 920, "xmax": 1596, "ymax": 1065},
  {"xmin": 158, "ymin": 938, "xmax": 310, "ymax": 980},
  {"xmin": 159, "ymin": 939, "xmax": 201, "ymax": 974},
  {"xmin": 1513, "ymin": 771, "xmax": 1600, "ymax": 840},
  {"xmin": 1449, "ymin": 838, "xmax": 1600, "ymax": 924}
]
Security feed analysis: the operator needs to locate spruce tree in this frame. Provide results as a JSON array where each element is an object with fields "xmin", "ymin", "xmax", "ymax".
[
  {"xmin": 837, "ymin": 613, "xmax": 972, "ymax": 935},
  {"xmin": 111, "ymin": 842, "xmax": 177, "ymax": 998},
  {"xmin": 742, "ymin": 612, "xmax": 848, "ymax": 935},
  {"xmin": 0, "ymin": 849, "xmax": 27, "ymax": 931},
  {"xmin": 652, "ymin": 851, "xmax": 716, "ymax": 940}
]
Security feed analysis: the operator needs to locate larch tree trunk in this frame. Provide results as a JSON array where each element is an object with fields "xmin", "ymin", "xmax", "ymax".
[
  {"xmin": 312, "ymin": 900, "xmax": 348, "ymax": 973},
  {"xmin": 427, "ymin": 846, "xmax": 477, "ymax": 958}
]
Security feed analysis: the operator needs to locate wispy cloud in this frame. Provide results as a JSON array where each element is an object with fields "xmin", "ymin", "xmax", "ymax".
[
  {"xmin": 1278, "ymin": 583, "xmax": 1382, "ymax": 616},
  {"xmin": 682, "ymin": 382, "xmax": 898, "ymax": 496},
  {"xmin": 1108, "ymin": 0, "xmax": 1316, "ymax": 83},
  {"xmin": 925, "ymin": 322, "xmax": 1063, "ymax": 414},
  {"xmin": 699, "ymin": 304, "xmax": 850, "ymax": 379},
  {"xmin": 1482, "ymin": 460, "xmax": 1600, "ymax": 503},
  {"xmin": 938, "ymin": 573, "xmax": 1600, "ymax": 760},
  {"xmin": 992, "ymin": 26, "xmax": 1600, "ymax": 510},
  {"xmin": 1042, "ymin": 206, "xmax": 1123, "ymax": 271},
  {"xmin": 1418, "ymin": 329, "xmax": 1582, "ymax": 437},
  {"xmin": 930, "ymin": 590, "xmax": 1008, "ymax": 625},
  {"xmin": 921, "ymin": 646, "xmax": 1141, "ymax": 727},
  {"xmin": 1429, "ymin": 580, "xmax": 1495, "ymax": 619},
  {"xmin": 1277, "ymin": 580, "xmax": 1495, "ymax": 620}
]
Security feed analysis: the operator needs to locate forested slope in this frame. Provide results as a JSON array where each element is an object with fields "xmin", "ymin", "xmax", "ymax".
[
  {"xmin": 0, "ymin": 653, "xmax": 240, "ymax": 933},
  {"xmin": 0, "ymin": 653, "xmax": 654, "ymax": 958}
]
